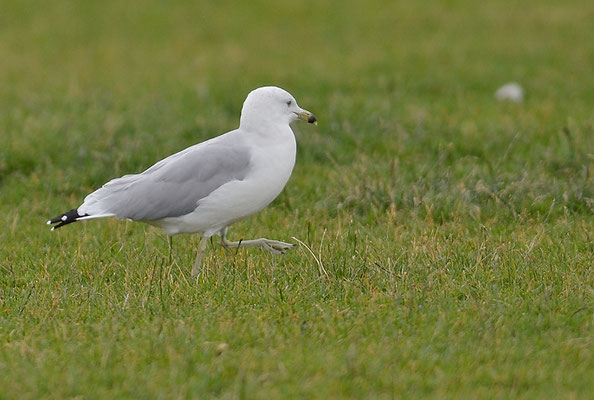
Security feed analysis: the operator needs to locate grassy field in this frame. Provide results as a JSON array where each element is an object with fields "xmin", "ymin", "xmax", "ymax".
[{"xmin": 1, "ymin": 0, "xmax": 593, "ymax": 398}]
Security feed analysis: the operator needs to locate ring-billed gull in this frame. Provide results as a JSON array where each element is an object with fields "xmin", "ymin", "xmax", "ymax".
[{"xmin": 47, "ymin": 86, "xmax": 317, "ymax": 277}]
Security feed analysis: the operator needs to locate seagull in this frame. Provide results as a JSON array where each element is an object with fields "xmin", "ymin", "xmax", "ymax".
[{"xmin": 47, "ymin": 86, "xmax": 317, "ymax": 277}]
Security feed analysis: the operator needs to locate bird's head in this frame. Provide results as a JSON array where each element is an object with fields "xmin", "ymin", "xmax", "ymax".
[{"xmin": 240, "ymin": 86, "xmax": 317, "ymax": 129}]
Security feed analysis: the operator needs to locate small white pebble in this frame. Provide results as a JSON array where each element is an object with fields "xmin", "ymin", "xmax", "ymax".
[{"xmin": 495, "ymin": 82, "xmax": 524, "ymax": 103}]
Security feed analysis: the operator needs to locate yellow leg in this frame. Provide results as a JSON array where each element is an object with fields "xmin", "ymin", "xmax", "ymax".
[{"xmin": 191, "ymin": 235, "xmax": 210, "ymax": 278}]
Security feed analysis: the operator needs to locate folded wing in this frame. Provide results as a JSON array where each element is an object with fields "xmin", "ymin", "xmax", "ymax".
[{"xmin": 79, "ymin": 136, "xmax": 251, "ymax": 221}]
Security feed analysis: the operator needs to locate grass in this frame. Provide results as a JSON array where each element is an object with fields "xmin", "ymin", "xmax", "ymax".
[{"xmin": 1, "ymin": 0, "xmax": 593, "ymax": 398}]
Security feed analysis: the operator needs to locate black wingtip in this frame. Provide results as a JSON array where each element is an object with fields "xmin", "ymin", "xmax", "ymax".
[{"xmin": 47, "ymin": 209, "xmax": 88, "ymax": 230}]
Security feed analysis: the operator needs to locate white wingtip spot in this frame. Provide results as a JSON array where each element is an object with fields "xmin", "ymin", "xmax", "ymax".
[
  {"xmin": 51, "ymin": 227, "xmax": 55, "ymax": 231},
  {"xmin": 46, "ymin": 220, "xmax": 51, "ymax": 225}
]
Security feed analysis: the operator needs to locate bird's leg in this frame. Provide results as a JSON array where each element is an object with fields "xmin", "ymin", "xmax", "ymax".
[
  {"xmin": 192, "ymin": 235, "xmax": 210, "ymax": 278},
  {"xmin": 219, "ymin": 227, "xmax": 296, "ymax": 255},
  {"xmin": 218, "ymin": 227, "xmax": 235, "ymax": 255}
]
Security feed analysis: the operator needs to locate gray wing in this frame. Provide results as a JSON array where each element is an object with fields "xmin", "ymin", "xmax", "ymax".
[{"xmin": 79, "ymin": 134, "xmax": 251, "ymax": 220}]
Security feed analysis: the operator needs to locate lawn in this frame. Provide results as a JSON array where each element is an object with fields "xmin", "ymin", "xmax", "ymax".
[{"xmin": 0, "ymin": 0, "xmax": 592, "ymax": 398}]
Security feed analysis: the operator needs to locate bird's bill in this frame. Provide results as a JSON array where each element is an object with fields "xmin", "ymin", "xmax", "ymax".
[{"xmin": 297, "ymin": 110, "xmax": 317, "ymax": 125}]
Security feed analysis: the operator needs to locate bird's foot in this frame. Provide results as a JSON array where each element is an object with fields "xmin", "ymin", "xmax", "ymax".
[
  {"xmin": 258, "ymin": 239, "xmax": 296, "ymax": 255},
  {"xmin": 219, "ymin": 234, "xmax": 296, "ymax": 255}
]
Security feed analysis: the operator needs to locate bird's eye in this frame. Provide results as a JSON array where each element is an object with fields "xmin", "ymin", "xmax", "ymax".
[{"xmin": 286, "ymin": 100, "xmax": 292, "ymax": 107}]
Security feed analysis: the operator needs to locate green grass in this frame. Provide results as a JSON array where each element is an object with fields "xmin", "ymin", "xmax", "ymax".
[{"xmin": 1, "ymin": 0, "xmax": 593, "ymax": 398}]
